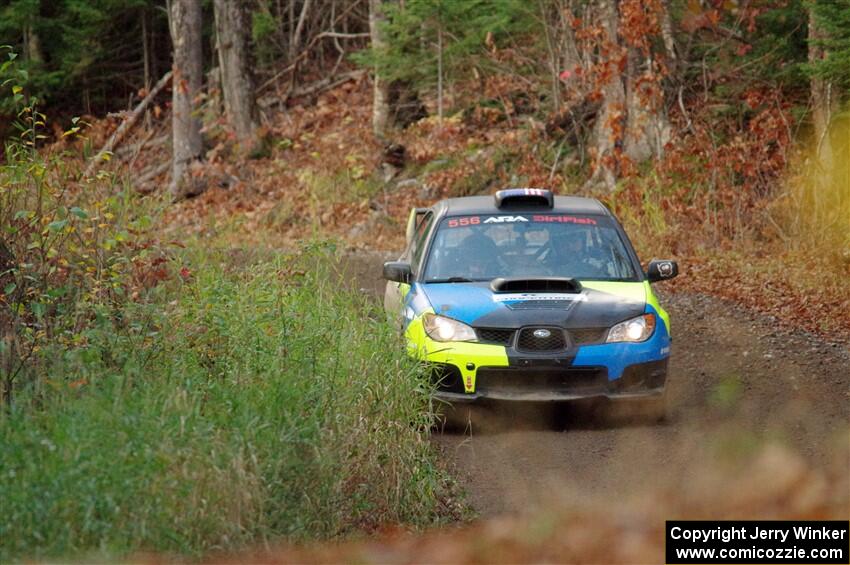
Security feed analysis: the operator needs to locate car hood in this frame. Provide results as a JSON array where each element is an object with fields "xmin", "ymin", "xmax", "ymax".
[{"xmin": 418, "ymin": 280, "xmax": 647, "ymax": 329}]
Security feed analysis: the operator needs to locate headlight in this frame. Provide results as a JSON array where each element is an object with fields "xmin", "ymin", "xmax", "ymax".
[
  {"xmin": 606, "ymin": 313, "xmax": 656, "ymax": 343},
  {"xmin": 423, "ymin": 313, "xmax": 477, "ymax": 342}
]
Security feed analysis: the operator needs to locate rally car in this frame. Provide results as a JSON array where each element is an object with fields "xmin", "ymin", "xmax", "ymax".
[{"xmin": 383, "ymin": 188, "xmax": 678, "ymax": 418}]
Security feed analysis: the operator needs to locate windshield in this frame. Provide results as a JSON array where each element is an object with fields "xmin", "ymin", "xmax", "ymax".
[{"xmin": 422, "ymin": 214, "xmax": 639, "ymax": 282}]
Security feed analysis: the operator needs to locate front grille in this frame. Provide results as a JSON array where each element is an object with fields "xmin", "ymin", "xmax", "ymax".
[
  {"xmin": 569, "ymin": 328, "xmax": 608, "ymax": 345},
  {"xmin": 476, "ymin": 367, "xmax": 608, "ymax": 395},
  {"xmin": 517, "ymin": 327, "xmax": 567, "ymax": 352},
  {"xmin": 476, "ymin": 328, "xmax": 515, "ymax": 345}
]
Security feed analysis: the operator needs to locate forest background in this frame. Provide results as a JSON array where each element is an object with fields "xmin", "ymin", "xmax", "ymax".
[{"xmin": 0, "ymin": 0, "xmax": 848, "ymax": 560}]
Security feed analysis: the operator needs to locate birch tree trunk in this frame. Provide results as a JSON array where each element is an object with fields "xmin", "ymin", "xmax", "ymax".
[
  {"xmin": 369, "ymin": 0, "xmax": 391, "ymax": 138},
  {"xmin": 214, "ymin": 0, "xmax": 258, "ymax": 147},
  {"xmin": 808, "ymin": 7, "xmax": 838, "ymax": 169},
  {"xmin": 169, "ymin": 0, "xmax": 204, "ymax": 199}
]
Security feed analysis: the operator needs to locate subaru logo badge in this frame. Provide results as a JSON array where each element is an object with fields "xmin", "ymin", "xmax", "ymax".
[{"xmin": 533, "ymin": 329, "xmax": 551, "ymax": 339}]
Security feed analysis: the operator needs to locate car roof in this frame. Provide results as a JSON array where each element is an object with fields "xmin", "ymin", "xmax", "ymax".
[{"xmin": 435, "ymin": 194, "xmax": 610, "ymax": 217}]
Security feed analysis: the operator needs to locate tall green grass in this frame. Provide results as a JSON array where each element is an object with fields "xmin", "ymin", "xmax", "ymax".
[
  {"xmin": 0, "ymin": 245, "xmax": 448, "ymax": 561},
  {"xmin": 770, "ymin": 116, "xmax": 850, "ymax": 257}
]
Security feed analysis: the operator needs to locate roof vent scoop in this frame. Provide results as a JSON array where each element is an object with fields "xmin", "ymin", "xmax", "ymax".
[
  {"xmin": 491, "ymin": 277, "xmax": 582, "ymax": 294},
  {"xmin": 495, "ymin": 188, "xmax": 554, "ymax": 209}
]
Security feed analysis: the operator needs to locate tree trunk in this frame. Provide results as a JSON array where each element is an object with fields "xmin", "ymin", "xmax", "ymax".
[
  {"xmin": 437, "ymin": 25, "xmax": 444, "ymax": 122},
  {"xmin": 539, "ymin": 0, "xmax": 561, "ymax": 113},
  {"xmin": 169, "ymin": 0, "xmax": 205, "ymax": 199},
  {"xmin": 369, "ymin": 0, "xmax": 391, "ymax": 138},
  {"xmin": 659, "ymin": 0, "xmax": 676, "ymax": 72},
  {"xmin": 370, "ymin": 0, "xmax": 426, "ymax": 137},
  {"xmin": 588, "ymin": 0, "xmax": 626, "ymax": 191},
  {"xmin": 808, "ymin": 7, "xmax": 838, "ymax": 168},
  {"xmin": 623, "ymin": 49, "xmax": 670, "ymax": 163},
  {"xmin": 290, "ymin": 0, "xmax": 314, "ymax": 60},
  {"xmin": 23, "ymin": 24, "xmax": 43, "ymax": 63},
  {"xmin": 588, "ymin": 0, "xmax": 669, "ymax": 191},
  {"xmin": 142, "ymin": 10, "xmax": 151, "ymax": 91},
  {"xmin": 214, "ymin": 0, "xmax": 258, "ymax": 147},
  {"xmin": 558, "ymin": 0, "xmax": 582, "ymax": 76}
]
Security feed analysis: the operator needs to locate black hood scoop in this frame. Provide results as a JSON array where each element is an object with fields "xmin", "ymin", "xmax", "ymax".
[{"xmin": 490, "ymin": 277, "xmax": 582, "ymax": 294}]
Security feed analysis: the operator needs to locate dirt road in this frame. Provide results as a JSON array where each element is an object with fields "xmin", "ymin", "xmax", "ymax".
[{"xmin": 345, "ymin": 252, "xmax": 850, "ymax": 517}]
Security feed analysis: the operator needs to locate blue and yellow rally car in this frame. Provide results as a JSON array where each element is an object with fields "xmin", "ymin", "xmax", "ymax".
[{"xmin": 383, "ymin": 188, "xmax": 679, "ymax": 416}]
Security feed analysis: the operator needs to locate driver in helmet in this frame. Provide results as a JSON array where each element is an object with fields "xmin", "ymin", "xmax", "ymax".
[
  {"xmin": 460, "ymin": 233, "xmax": 500, "ymax": 279},
  {"xmin": 546, "ymin": 227, "xmax": 602, "ymax": 277}
]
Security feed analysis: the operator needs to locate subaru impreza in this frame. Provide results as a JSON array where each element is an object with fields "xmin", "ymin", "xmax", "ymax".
[{"xmin": 383, "ymin": 188, "xmax": 679, "ymax": 419}]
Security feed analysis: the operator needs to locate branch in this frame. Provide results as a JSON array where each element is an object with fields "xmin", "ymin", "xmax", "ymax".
[
  {"xmin": 135, "ymin": 160, "xmax": 172, "ymax": 194},
  {"xmin": 290, "ymin": 0, "xmax": 314, "ymax": 58},
  {"xmin": 83, "ymin": 70, "xmax": 173, "ymax": 178},
  {"xmin": 314, "ymin": 31, "xmax": 370, "ymax": 39},
  {"xmin": 258, "ymin": 0, "xmax": 366, "ymax": 94},
  {"xmin": 258, "ymin": 70, "xmax": 366, "ymax": 109}
]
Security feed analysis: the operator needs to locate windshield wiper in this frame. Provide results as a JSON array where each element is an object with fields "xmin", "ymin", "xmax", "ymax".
[{"xmin": 426, "ymin": 277, "xmax": 476, "ymax": 283}]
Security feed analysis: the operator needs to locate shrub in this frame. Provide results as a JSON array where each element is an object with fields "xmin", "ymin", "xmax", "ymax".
[
  {"xmin": 0, "ymin": 100, "xmax": 164, "ymax": 405},
  {"xmin": 0, "ymin": 245, "xmax": 448, "ymax": 561}
]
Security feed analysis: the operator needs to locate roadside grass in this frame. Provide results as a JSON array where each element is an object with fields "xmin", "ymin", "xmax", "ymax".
[{"xmin": 0, "ymin": 243, "xmax": 451, "ymax": 562}]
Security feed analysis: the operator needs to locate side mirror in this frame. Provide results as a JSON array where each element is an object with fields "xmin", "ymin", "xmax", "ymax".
[
  {"xmin": 383, "ymin": 261, "xmax": 412, "ymax": 283},
  {"xmin": 646, "ymin": 259, "xmax": 679, "ymax": 283}
]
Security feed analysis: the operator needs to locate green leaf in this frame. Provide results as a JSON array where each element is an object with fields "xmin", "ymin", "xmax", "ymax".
[
  {"xmin": 14, "ymin": 210, "xmax": 32, "ymax": 220},
  {"xmin": 135, "ymin": 215, "xmax": 152, "ymax": 230},
  {"xmin": 31, "ymin": 302, "xmax": 45, "ymax": 318},
  {"xmin": 47, "ymin": 219, "xmax": 68, "ymax": 232},
  {"xmin": 70, "ymin": 207, "xmax": 88, "ymax": 219},
  {"xmin": 3, "ymin": 283, "xmax": 15, "ymax": 295},
  {"xmin": 46, "ymin": 286, "xmax": 67, "ymax": 299}
]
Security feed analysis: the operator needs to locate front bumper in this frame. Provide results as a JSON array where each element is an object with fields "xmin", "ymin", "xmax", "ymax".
[
  {"xmin": 407, "ymin": 304, "xmax": 672, "ymax": 402},
  {"xmin": 428, "ymin": 358, "xmax": 668, "ymax": 402}
]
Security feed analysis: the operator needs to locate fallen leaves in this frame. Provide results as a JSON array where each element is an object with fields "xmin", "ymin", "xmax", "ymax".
[{"xmin": 670, "ymin": 249, "xmax": 850, "ymax": 346}]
